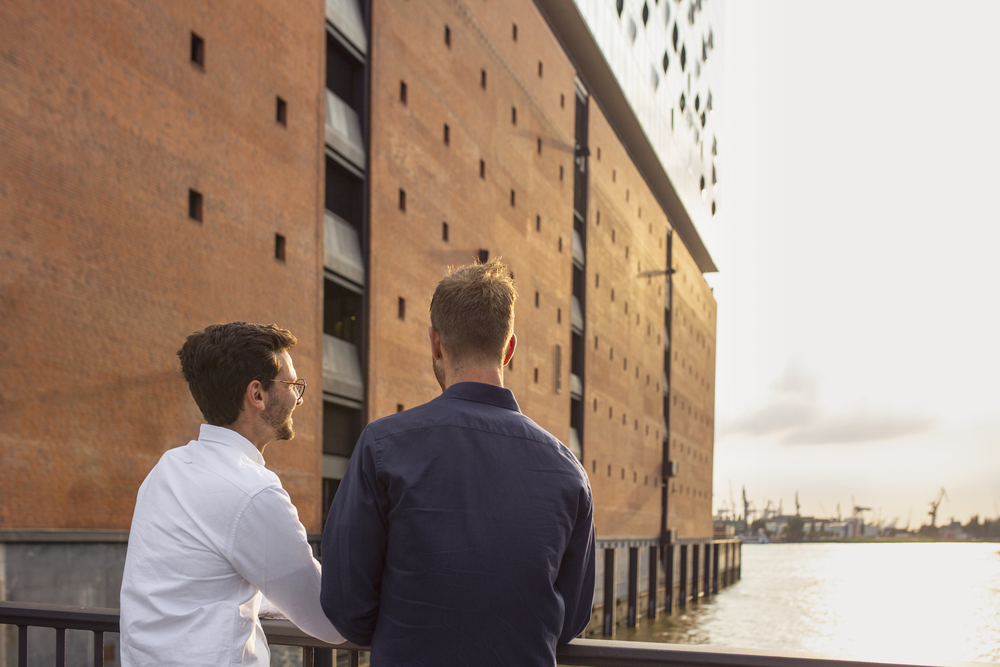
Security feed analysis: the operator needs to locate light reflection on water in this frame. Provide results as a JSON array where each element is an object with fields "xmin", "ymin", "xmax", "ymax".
[{"xmin": 617, "ymin": 543, "xmax": 1000, "ymax": 664}]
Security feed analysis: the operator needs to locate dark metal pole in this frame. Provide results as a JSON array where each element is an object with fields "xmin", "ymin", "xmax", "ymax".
[
  {"xmin": 18, "ymin": 625, "xmax": 27, "ymax": 667},
  {"xmin": 712, "ymin": 543, "xmax": 720, "ymax": 593},
  {"xmin": 603, "ymin": 547, "xmax": 616, "ymax": 637},
  {"xmin": 627, "ymin": 547, "xmax": 638, "ymax": 627},
  {"xmin": 93, "ymin": 630, "xmax": 105, "ymax": 667},
  {"xmin": 647, "ymin": 545, "xmax": 659, "ymax": 620},
  {"xmin": 704, "ymin": 543, "xmax": 712, "ymax": 596},
  {"xmin": 679, "ymin": 544, "xmax": 688, "ymax": 607},
  {"xmin": 56, "ymin": 627, "xmax": 66, "ymax": 667},
  {"xmin": 691, "ymin": 544, "xmax": 700, "ymax": 602},
  {"xmin": 664, "ymin": 545, "xmax": 674, "ymax": 614}
]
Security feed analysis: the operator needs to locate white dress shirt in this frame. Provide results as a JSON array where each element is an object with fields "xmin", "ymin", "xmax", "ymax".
[{"xmin": 120, "ymin": 424, "xmax": 344, "ymax": 666}]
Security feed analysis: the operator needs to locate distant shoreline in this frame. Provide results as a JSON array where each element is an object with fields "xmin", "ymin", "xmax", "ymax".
[{"xmin": 742, "ymin": 537, "xmax": 1000, "ymax": 544}]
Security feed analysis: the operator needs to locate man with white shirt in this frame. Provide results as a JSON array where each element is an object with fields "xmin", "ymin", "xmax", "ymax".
[{"xmin": 120, "ymin": 322, "xmax": 344, "ymax": 666}]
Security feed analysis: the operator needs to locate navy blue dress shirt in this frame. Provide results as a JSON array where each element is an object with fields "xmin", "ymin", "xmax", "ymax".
[{"xmin": 321, "ymin": 382, "xmax": 596, "ymax": 666}]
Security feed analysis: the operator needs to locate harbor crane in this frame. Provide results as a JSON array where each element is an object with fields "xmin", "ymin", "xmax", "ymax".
[
  {"xmin": 928, "ymin": 488, "xmax": 948, "ymax": 528},
  {"xmin": 851, "ymin": 495, "xmax": 871, "ymax": 521},
  {"xmin": 795, "ymin": 492, "xmax": 801, "ymax": 516}
]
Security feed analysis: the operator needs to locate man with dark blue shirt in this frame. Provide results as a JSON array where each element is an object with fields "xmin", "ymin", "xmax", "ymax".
[{"xmin": 321, "ymin": 258, "xmax": 596, "ymax": 666}]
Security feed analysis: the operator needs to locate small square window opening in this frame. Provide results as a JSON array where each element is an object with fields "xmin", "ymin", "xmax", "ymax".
[
  {"xmin": 191, "ymin": 32, "xmax": 205, "ymax": 68},
  {"xmin": 188, "ymin": 189, "xmax": 203, "ymax": 222},
  {"xmin": 276, "ymin": 97, "xmax": 287, "ymax": 126}
]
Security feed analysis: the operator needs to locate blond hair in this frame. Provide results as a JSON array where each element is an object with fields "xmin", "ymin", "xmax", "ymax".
[{"xmin": 429, "ymin": 258, "xmax": 517, "ymax": 367}]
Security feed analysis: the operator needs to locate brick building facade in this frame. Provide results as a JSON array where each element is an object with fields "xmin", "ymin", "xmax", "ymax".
[{"xmin": 1, "ymin": 0, "xmax": 726, "ymax": 651}]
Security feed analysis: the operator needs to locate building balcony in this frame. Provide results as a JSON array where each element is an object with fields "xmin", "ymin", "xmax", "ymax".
[
  {"xmin": 322, "ymin": 334, "xmax": 364, "ymax": 402},
  {"xmin": 571, "ymin": 296, "xmax": 584, "ymax": 334},
  {"xmin": 572, "ymin": 229, "xmax": 585, "ymax": 268},
  {"xmin": 326, "ymin": 0, "xmax": 367, "ymax": 56},
  {"xmin": 568, "ymin": 427, "xmax": 582, "ymax": 461},
  {"xmin": 324, "ymin": 211, "xmax": 365, "ymax": 287},
  {"xmin": 570, "ymin": 373, "xmax": 583, "ymax": 400},
  {"xmin": 325, "ymin": 90, "xmax": 366, "ymax": 171}
]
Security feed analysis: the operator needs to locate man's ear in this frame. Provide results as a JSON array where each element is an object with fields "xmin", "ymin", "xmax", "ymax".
[
  {"xmin": 245, "ymin": 379, "xmax": 266, "ymax": 413},
  {"xmin": 502, "ymin": 333, "xmax": 516, "ymax": 366},
  {"xmin": 429, "ymin": 326, "xmax": 443, "ymax": 360}
]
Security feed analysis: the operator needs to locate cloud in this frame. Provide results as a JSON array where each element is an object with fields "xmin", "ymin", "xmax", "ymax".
[
  {"xmin": 721, "ymin": 359, "xmax": 936, "ymax": 445},
  {"xmin": 783, "ymin": 406, "xmax": 935, "ymax": 445}
]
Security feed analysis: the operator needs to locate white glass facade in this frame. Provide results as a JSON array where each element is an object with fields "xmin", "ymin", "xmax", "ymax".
[{"xmin": 571, "ymin": 0, "xmax": 723, "ymax": 241}]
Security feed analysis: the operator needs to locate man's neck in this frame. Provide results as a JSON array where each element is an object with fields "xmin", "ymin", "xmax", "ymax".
[
  {"xmin": 446, "ymin": 366, "xmax": 504, "ymax": 389},
  {"xmin": 224, "ymin": 419, "xmax": 271, "ymax": 453}
]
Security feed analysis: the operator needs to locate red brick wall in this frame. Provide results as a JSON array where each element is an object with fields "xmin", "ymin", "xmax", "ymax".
[
  {"xmin": 667, "ymin": 238, "xmax": 718, "ymax": 538},
  {"xmin": 0, "ymin": 0, "xmax": 717, "ymax": 540},
  {"xmin": 365, "ymin": 0, "xmax": 578, "ymax": 443},
  {"xmin": 583, "ymin": 103, "xmax": 671, "ymax": 538},
  {"xmin": 0, "ymin": 0, "xmax": 328, "ymax": 531}
]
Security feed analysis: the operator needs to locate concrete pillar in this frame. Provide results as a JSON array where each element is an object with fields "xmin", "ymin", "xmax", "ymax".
[
  {"xmin": 602, "ymin": 547, "xmax": 616, "ymax": 637},
  {"xmin": 691, "ymin": 544, "xmax": 700, "ymax": 601},
  {"xmin": 664, "ymin": 545, "xmax": 674, "ymax": 614},
  {"xmin": 647, "ymin": 545, "xmax": 659, "ymax": 620},
  {"xmin": 712, "ymin": 542, "xmax": 720, "ymax": 594},
  {"xmin": 678, "ymin": 544, "xmax": 688, "ymax": 607},
  {"xmin": 722, "ymin": 543, "xmax": 728, "ymax": 587},
  {"xmin": 627, "ymin": 547, "xmax": 639, "ymax": 627},
  {"xmin": 737, "ymin": 542, "xmax": 742, "ymax": 580},
  {"xmin": 703, "ymin": 543, "xmax": 711, "ymax": 596}
]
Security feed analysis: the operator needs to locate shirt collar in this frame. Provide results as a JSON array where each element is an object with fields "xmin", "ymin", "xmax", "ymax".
[
  {"xmin": 440, "ymin": 382, "xmax": 521, "ymax": 413},
  {"xmin": 197, "ymin": 424, "xmax": 266, "ymax": 466}
]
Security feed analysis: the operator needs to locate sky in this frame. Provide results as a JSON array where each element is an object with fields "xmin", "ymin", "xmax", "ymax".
[{"xmin": 705, "ymin": 1, "xmax": 1000, "ymax": 527}]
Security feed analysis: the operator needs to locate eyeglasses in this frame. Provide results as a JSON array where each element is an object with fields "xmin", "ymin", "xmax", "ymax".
[{"xmin": 279, "ymin": 379, "xmax": 307, "ymax": 400}]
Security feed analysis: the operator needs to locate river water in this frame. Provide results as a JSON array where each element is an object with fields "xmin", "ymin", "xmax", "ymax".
[{"xmin": 617, "ymin": 542, "xmax": 1000, "ymax": 664}]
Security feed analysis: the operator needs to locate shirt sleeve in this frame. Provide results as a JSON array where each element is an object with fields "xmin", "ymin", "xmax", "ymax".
[
  {"xmin": 229, "ymin": 484, "xmax": 346, "ymax": 645},
  {"xmin": 320, "ymin": 427, "xmax": 388, "ymax": 647},
  {"xmin": 556, "ymin": 481, "xmax": 597, "ymax": 644}
]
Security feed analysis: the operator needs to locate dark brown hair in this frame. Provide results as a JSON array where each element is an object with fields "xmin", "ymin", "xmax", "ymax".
[
  {"xmin": 178, "ymin": 322, "xmax": 297, "ymax": 426},
  {"xmin": 429, "ymin": 258, "xmax": 517, "ymax": 367}
]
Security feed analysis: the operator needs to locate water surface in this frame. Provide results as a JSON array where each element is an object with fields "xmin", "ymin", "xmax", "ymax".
[{"xmin": 618, "ymin": 542, "xmax": 1000, "ymax": 664}]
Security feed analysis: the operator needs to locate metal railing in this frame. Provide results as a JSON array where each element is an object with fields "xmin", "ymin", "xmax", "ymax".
[{"xmin": 0, "ymin": 600, "xmax": 971, "ymax": 667}]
